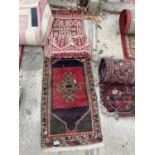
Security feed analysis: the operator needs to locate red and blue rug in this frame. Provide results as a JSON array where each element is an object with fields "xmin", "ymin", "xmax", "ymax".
[
  {"xmin": 99, "ymin": 58, "xmax": 135, "ymax": 117},
  {"xmin": 41, "ymin": 57, "xmax": 102, "ymax": 148}
]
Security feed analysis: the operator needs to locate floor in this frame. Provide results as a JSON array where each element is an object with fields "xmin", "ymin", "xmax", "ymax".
[{"xmin": 19, "ymin": 6, "xmax": 135, "ymax": 155}]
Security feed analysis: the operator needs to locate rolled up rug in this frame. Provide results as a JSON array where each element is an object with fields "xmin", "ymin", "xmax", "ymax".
[
  {"xmin": 99, "ymin": 58, "xmax": 135, "ymax": 84},
  {"xmin": 19, "ymin": 0, "xmax": 54, "ymax": 46},
  {"xmin": 99, "ymin": 58, "xmax": 135, "ymax": 117},
  {"xmin": 119, "ymin": 9, "xmax": 135, "ymax": 60}
]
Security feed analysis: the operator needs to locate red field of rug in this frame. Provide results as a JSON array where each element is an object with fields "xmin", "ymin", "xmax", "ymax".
[
  {"xmin": 41, "ymin": 58, "xmax": 102, "ymax": 148},
  {"xmin": 44, "ymin": 9, "xmax": 92, "ymax": 58}
]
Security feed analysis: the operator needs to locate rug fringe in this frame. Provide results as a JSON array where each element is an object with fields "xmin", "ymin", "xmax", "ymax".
[{"xmin": 42, "ymin": 142, "xmax": 104, "ymax": 153}]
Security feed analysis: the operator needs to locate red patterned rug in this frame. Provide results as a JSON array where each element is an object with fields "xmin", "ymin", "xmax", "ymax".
[
  {"xmin": 119, "ymin": 9, "xmax": 135, "ymax": 60},
  {"xmin": 41, "ymin": 57, "xmax": 102, "ymax": 148},
  {"xmin": 44, "ymin": 9, "xmax": 92, "ymax": 58},
  {"xmin": 99, "ymin": 58, "xmax": 135, "ymax": 117},
  {"xmin": 102, "ymin": 83, "xmax": 135, "ymax": 117}
]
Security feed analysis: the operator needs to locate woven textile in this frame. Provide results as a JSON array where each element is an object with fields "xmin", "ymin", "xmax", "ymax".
[
  {"xmin": 99, "ymin": 58, "xmax": 135, "ymax": 84},
  {"xmin": 44, "ymin": 9, "xmax": 92, "ymax": 58},
  {"xmin": 119, "ymin": 9, "xmax": 135, "ymax": 60},
  {"xmin": 41, "ymin": 57, "xmax": 102, "ymax": 148},
  {"xmin": 19, "ymin": 0, "xmax": 53, "ymax": 45},
  {"xmin": 99, "ymin": 58, "xmax": 135, "ymax": 117}
]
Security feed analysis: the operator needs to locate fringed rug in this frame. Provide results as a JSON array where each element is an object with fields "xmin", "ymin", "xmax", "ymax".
[
  {"xmin": 119, "ymin": 9, "xmax": 135, "ymax": 60},
  {"xmin": 41, "ymin": 57, "xmax": 102, "ymax": 148},
  {"xmin": 44, "ymin": 9, "xmax": 92, "ymax": 58},
  {"xmin": 99, "ymin": 58, "xmax": 135, "ymax": 117}
]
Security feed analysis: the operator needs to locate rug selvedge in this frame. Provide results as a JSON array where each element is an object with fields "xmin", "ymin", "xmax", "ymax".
[{"xmin": 41, "ymin": 57, "xmax": 102, "ymax": 148}]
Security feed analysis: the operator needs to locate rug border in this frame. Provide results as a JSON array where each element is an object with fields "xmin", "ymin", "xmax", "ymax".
[
  {"xmin": 41, "ymin": 57, "xmax": 103, "ymax": 148},
  {"xmin": 120, "ymin": 33, "xmax": 135, "ymax": 60}
]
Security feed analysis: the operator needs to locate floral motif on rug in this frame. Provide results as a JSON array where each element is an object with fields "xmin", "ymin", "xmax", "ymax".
[
  {"xmin": 101, "ymin": 83, "xmax": 135, "ymax": 117},
  {"xmin": 99, "ymin": 58, "xmax": 135, "ymax": 117},
  {"xmin": 44, "ymin": 10, "xmax": 92, "ymax": 58},
  {"xmin": 41, "ymin": 58, "xmax": 102, "ymax": 148}
]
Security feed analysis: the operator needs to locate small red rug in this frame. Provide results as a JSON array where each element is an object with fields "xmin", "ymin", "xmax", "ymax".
[
  {"xmin": 99, "ymin": 58, "xmax": 135, "ymax": 117},
  {"xmin": 41, "ymin": 57, "xmax": 102, "ymax": 148},
  {"xmin": 119, "ymin": 9, "xmax": 135, "ymax": 60},
  {"xmin": 44, "ymin": 9, "xmax": 92, "ymax": 58}
]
